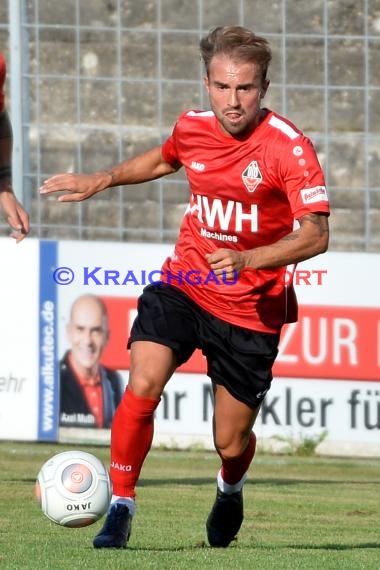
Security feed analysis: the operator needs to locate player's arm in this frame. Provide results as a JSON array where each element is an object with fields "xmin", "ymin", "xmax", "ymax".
[
  {"xmin": 0, "ymin": 109, "xmax": 30, "ymax": 241},
  {"xmin": 206, "ymin": 212, "xmax": 329, "ymax": 278},
  {"xmin": 245, "ymin": 212, "xmax": 329, "ymax": 268},
  {"xmin": 39, "ymin": 145, "xmax": 179, "ymax": 202}
]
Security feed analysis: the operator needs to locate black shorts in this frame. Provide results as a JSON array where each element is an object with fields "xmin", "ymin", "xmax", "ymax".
[{"xmin": 128, "ymin": 283, "xmax": 280, "ymax": 409}]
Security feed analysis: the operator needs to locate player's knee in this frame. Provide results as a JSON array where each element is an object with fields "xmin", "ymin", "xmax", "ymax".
[
  {"xmin": 215, "ymin": 423, "xmax": 256, "ymax": 458},
  {"xmin": 128, "ymin": 375, "xmax": 164, "ymax": 399},
  {"xmin": 214, "ymin": 437, "xmax": 247, "ymax": 460}
]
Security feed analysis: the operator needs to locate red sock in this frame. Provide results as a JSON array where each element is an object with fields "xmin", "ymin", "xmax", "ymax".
[
  {"xmin": 220, "ymin": 432, "xmax": 256, "ymax": 485},
  {"xmin": 110, "ymin": 388, "xmax": 160, "ymax": 498}
]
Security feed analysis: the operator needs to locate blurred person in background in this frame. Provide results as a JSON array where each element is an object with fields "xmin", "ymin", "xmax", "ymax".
[{"xmin": 0, "ymin": 52, "xmax": 29, "ymax": 241}]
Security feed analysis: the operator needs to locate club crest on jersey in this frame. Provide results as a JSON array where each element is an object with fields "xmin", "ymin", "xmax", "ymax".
[{"xmin": 242, "ymin": 161, "xmax": 262, "ymax": 193}]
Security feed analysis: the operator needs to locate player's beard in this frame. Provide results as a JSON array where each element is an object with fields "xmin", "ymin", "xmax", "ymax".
[
  {"xmin": 217, "ymin": 107, "xmax": 262, "ymax": 137},
  {"xmin": 220, "ymin": 113, "xmax": 247, "ymax": 136}
]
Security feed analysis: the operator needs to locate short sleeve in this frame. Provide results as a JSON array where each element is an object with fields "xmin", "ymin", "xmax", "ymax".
[
  {"xmin": 281, "ymin": 136, "xmax": 330, "ymax": 219},
  {"xmin": 161, "ymin": 120, "xmax": 183, "ymax": 169}
]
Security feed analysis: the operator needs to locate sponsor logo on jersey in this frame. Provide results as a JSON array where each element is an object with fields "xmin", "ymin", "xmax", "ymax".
[
  {"xmin": 186, "ymin": 194, "xmax": 258, "ymax": 232},
  {"xmin": 190, "ymin": 160, "xmax": 206, "ymax": 172},
  {"xmin": 200, "ymin": 227, "xmax": 238, "ymax": 243},
  {"xmin": 242, "ymin": 160, "xmax": 262, "ymax": 193},
  {"xmin": 301, "ymin": 186, "xmax": 328, "ymax": 204}
]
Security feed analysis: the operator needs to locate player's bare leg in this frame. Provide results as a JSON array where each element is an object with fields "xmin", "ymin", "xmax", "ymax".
[
  {"xmin": 206, "ymin": 383, "xmax": 260, "ymax": 547},
  {"xmin": 94, "ymin": 341, "xmax": 176, "ymax": 548}
]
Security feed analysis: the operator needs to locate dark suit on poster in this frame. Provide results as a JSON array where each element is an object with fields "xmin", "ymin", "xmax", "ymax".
[{"xmin": 59, "ymin": 351, "xmax": 123, "ymax": 429}]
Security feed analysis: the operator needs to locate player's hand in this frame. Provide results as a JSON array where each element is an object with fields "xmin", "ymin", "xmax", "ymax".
[
  {"xmin": 205, "ymin": 248, "xmax": 247, "ymax": 279},
  {"xmin": 0, "ymin": 191, "xmax": 30, "ymax": 242},
  {"xmin": 39, "ymin": 172, "xmax": 110, "ymax": 202}
]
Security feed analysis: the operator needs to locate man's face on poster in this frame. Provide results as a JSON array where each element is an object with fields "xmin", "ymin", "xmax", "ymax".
[{"xmin": 66, "ymin": 296, "xmax": 109, "ymax": 376}]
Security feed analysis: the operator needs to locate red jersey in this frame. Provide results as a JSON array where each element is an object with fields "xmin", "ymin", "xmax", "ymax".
[
  {"xmin": 0, "ymin": 52, "xmax": 6, "ymax": 112},
  {"xmin": 160, "ymin": 109, "xmax": 330, "ymax": 333}
]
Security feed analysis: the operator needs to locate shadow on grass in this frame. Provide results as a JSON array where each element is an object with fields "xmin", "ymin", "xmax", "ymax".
[
  {"xmin": 136, "ymin": 477, "xmax": 380, "ymax": 487},
  {"xmin": 284, "ymin": 542, "xmax": 380, "ymax": 551},
  {"xmin": 93, "ymin": 540, "xmax": 380, "ymax": 553},
  {"xmin": 17, "ymin": 476, "xmax": 380, "ymax": 487}
]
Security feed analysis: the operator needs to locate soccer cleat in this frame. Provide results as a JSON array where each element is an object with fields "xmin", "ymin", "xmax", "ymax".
[
  {"xmin": 93, "ymin": 503, "xmax": 132, "ymax": 549},
  {"xmin": 206, "ymin": 488, "xmax": 244, "ymax": 547}
]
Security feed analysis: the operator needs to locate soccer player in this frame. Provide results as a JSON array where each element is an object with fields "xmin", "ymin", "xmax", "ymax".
[
  {"xmin": 60, "ymin": 294, "xmax": 123, "ymax": 429},
  {"xmin": 0, "ymin": 52, "xmax": 29, "ymax": 241},
  {"xmin": 40, "ymin": 26, "xmax": 330, "ymax": 548}
]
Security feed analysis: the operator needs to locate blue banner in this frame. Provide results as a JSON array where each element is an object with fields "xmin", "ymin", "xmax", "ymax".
[{"xmin": 38, "ymin": 240, "xmax": 59, "ymax": 441}]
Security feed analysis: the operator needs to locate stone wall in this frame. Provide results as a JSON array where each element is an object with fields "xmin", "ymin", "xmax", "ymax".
[{"xmin": 1, "ymin": 0, "xmax": 380, "ymax": 250}]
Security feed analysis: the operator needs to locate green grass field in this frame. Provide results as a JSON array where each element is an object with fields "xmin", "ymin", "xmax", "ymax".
[{"xmin": 0, "ymin": 441, "xmax": 379, "ymax": 570}]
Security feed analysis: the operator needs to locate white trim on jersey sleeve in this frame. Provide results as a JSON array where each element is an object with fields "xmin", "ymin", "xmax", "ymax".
[
  {"xmin": 268, "ymin": 115, "xmax": 300, "ymax": 140},
  {"xmin": 186, "ymin": 110, "xmax": 214, "ymax": 117}
]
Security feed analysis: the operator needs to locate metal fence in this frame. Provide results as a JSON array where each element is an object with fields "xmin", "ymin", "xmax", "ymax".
[{"xmin": 1, "ymin": 0, "xmax": 380, "ymax": 250}]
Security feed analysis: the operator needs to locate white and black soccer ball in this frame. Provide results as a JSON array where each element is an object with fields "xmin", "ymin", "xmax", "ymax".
[{"xmin": 35, "ymin": 450, "xmax": 111, "ymax": 528}]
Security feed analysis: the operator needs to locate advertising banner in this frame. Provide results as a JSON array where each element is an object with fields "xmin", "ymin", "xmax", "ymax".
[
  {"xmin": 0, "ymin": 237, "xmax": 379, "ymax": 456},
  {"xmin": 0, "ymin": 239, "xmax": 39, "ymax": 440}
]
